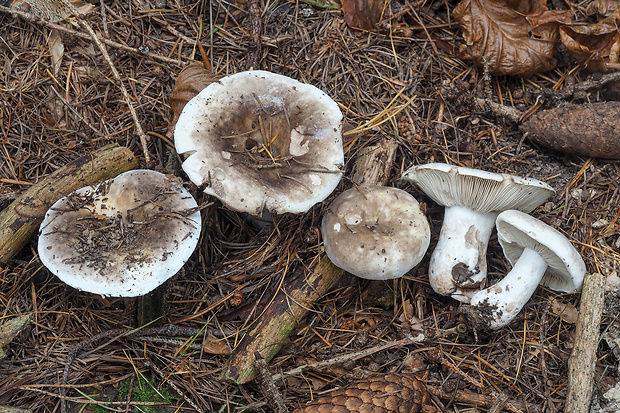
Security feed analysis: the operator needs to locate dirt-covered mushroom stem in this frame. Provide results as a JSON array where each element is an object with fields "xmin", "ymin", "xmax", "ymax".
[
  {"xmin": 466, "ymin": 210, "xmax": 586, "ymax": 330},
  {"xmin": 402, "ymin": 163, "xmax": 555, "ymax": 303}
]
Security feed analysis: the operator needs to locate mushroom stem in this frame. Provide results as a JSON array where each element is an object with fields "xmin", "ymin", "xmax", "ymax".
[
  {"xmin": 430, "ymin": 205, "xmax": 496, "ymax": 302},
  {"xmin": 469, "ymin": 247, "xmax": 548, "ymax": 329}
]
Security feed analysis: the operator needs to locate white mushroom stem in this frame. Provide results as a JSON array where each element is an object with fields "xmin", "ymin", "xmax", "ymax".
[
  {"xmin": 429, "ymin": 206, "xmax": 496, "ymax": 302},
  {"xmin": 469, "ymin": 247, "xmax": 548, "ymax": 329}
]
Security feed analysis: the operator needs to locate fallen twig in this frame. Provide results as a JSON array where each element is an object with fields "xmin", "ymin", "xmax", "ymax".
[
  {"xmin": 565, "ymin": 273, "xmax": 606, "ymax": 413},
  {"xmin": 0, "ymin": 144, "xmax": 137, "ymax": 265},
  {"xmin": 60, "ymin": 0, "xmax": 152, "ymax": 165},
  {"xmin": 221, "ymin": 138, "xmax": 399, "ymax": 384},
  {"xmin": 0, "ymin": 5, "xmax": 182, "ymax": 65}
]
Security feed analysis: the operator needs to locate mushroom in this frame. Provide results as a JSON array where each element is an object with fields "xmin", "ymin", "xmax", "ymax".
[
  {"xmin": 37, "ymin": 169, "xmax": 201, "ymax": 297},
  {"xmin": 467, "ymin": 210, "xmax": 586, "ymax": 329},
  {"xmin": 174, "ymin": 70, "xmax": 344, "ymax": 216},
  {"xmin": 402, "ymin": 163, "xmax": 554, "ymax": 302},
  {"xmin": 321, "ymin": 186, "xmax": 430, "ymax": 280}
]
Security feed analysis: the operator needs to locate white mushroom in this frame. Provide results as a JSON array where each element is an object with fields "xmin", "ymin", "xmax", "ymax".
[
  {"xmin": 402, "ymin": 163, "xmax": 554, "ymax": 302},
  {"xmin": 174, "ymin": 70, "xmax": 344, "ymax": 215},
  {"xmin": 321, "ymin": 186, "xmax": 430, "ymax": 280},
  {"xmin": 37, "ymin": 170, "xmax": 201, "ymax": 297},
  {"xmin": 467, "ymin": 210, "xmax": 586, "ymax": 329}
]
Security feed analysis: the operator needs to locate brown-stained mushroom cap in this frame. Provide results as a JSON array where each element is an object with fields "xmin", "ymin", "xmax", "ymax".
[
  {"xmin": 321, "ymin": 186, "xmax": 430, "ymax": 280},
  {"xmin": 174, "ymin": 70, "xmax": 344, "ymax": 215},
  {"xmin": 37, "ymin": 170, "xmax": 201, "ymax": 297}
]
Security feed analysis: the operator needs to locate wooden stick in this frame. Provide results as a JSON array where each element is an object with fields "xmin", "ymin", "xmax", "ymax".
[
  {"xmin": 221, "ymin": 138, "xmax": 399, "ymax": 384},
  {"xmin": 565, "ymin": 273, "xmax": 606, "ymax": 413},
  {"xmin": 0, "ymin": 144, "xmax": 138, "ymax": 265}
]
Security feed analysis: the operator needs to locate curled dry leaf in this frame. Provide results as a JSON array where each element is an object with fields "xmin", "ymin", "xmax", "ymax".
[
  {"xmin": 341, "ymin": 0, "xmax": 384, "ymax": 31},
  {"xmin": 166, "ymin": 63, "xmax": 218, "ymax": 140},
  {"xmin": 519, "ymin": 101, "xmax": 620, "ymax": 159},
  {"xmin": 292, "ymin": 373, "xmax": 431, "ymax": 413},
  {"xmin": 454, "ymin": 0, "xmax": 573, "ymax": 76},
  {"xmin": 549, "ymin": 297, "xmax": 579, "ymax": 324},
  {"xmin": 559, "ymin": 10, "xmax": 620, "ymax": 73},
  {"xmin": 586, "ymin": 0, "xmax": 620, "ymax": 17}
]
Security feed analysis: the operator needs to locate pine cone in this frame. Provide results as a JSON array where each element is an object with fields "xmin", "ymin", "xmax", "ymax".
[{"xmin": 292, "ymin": 373, "xmax": 430, "ymax": 413}]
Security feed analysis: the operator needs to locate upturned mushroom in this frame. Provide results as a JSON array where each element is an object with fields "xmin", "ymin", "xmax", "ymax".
[
  {"xmin": 402, "ymin": 163, "xmax": 554, "ymax": 302},
  {"xmin": 37, "ymin": 170, "xmax": 201, "ymax": 297},
  {"xmin": 466, "ymin": 210, "xmax": 586, "ymax": 329},
  {"xmin": 174, "ymin": 70, "xmax": 344, "ymax": 216},
  {"xmin": 321, "ymin": 186, "xmax": 430, "ymax": 280}
]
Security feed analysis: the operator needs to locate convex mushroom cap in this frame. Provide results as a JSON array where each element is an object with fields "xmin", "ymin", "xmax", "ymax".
[
  {"xmin": 467, "ymin": 210, "xmax": 586, "ymax": 329},
  {"xmin": 402, "ymin": 163, "xmax": 554, "ymax": 302},
  {"xmin": 38, "ymin": 169, "xmax": 201, "ymax": 297},
  {"xmin": 321, "ymin": 186, "xmax": 430, "ymax": 280},
  {"xmin": 174, "ymin": 70, "xmax": 344, "ymax": 215}
]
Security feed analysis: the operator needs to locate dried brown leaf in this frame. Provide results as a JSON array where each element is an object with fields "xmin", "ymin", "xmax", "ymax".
[
  {"xmin": 559, "ymin": 11, "xmax": 620, "ymax": 73},
  {"xmin": 47, "ymin": 29, "xmax": 64, "ymax": 76},
  {"xmin": 167, "ymin": 63, "xmax": 219, "ymax": 140},
  {"xmin": 454, "ymin": 0, "xmax": 573, "ymax": 76},
  {"xmin": 586, "ymin": 0, "xmax": 620, "ymax": 17},
  {"xmin": 549, "ymin": 298, "xmax": 579, "ymax": 324},
  {"xmin": 341, "ymin": 0, "xmax": 385, "ymax": 31}
]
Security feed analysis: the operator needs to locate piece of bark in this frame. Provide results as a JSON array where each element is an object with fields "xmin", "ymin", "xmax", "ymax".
[
  {"xmin": 350, "ymin": 139, "xmax": 398, "ymax": 186},
  {"xmin": 0, "ymin": 144, "xmax": 138, "ymax": 265},
  {"xmin": 221, "ymin": 138, "xmax": 398, "ymax": 384},
  {"xmin": 564, "ymin": 273, "xmax": 606, "ymax": 413},
  {"xmin": 519, "ymin": 102, "xmax": 620, "ymax": 159},
  {"xmin": 292, "ymin": 373, "xmax": 430, "ymax": 413}
]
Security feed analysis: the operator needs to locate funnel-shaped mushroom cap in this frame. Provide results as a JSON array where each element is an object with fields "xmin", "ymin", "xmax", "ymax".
[
  {"xmin": 402, "ymin": 163, "xmax": 555, "ymax": 213},
  {"xmin": 174, "ymin": 70, "xmax": 344, "ymax": 215},
  {"xmin": 38, "ymin": 170, "xmax": 201, "ymax": 297},
  {"xmin": 497, "ymin": 210, "xmax": 585, "ymax": 292},
  {"xmin": 321, "ymin": 186, "xmax": 430, "ymax": 280}
]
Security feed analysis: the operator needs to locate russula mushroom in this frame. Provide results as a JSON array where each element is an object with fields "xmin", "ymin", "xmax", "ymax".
[
  {"xmin": 467, "ymin": 210, "xmax": 586, "ymax": 329},
  {"xmin": 402, "ymin": 163, "xmax": 554, "ymax": 302},
  {"xmin": 37, "ymin": 169, "xmax": 201, "ymax": 297},
  {"xmin": 174, "ymin": 70, "xmax": 344, "ymax": 215},
  {"xmin": 321, "ymin": 186, "xmax": 430, "ymax": 280}
]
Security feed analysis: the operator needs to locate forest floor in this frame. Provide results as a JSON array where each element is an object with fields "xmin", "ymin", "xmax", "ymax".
[{"xmin": 1, "ymin": 0, "xmax": 620, "ymax": 412}]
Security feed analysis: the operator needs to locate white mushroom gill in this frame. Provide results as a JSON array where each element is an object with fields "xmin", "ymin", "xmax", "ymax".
[{"xmin": 402, "ymin": 163, "xmax": 555, "ymax": 303}]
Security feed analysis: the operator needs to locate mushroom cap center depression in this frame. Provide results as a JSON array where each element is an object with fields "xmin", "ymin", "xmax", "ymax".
[
  {"xmin": 38, "ymin": 170, "xmax": 201, "ymax": 297},
  {"xmin": 174, "ymin": 70, "xmax": 344, "ymax": 215}
]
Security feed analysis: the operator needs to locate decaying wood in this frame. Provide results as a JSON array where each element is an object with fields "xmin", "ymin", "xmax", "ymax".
[
  {"xmin": 350, "ymin": 139, "xmax": 398, "ymax": 186},
  {"xmin": 565, "ymin": 273, "xmax": 606, "ymax": 413},
  {"xmin": 291, "ymin": 373, "xmax": 430, "ymax": 413},
  {"xmin": 221, "ymin": 138, "xmax": 399, "ymax": 384},
  {"xmin": 519, "ymin": 102, "xmax": 620, "ymax": 159},
  {"xmin": 0, "ymin": 144, "xmax": 138, "ymax": 265}
]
